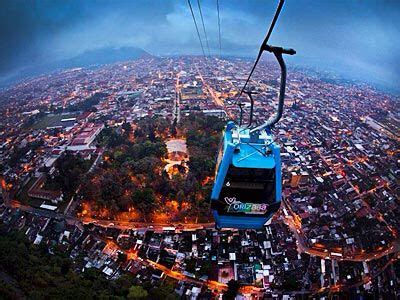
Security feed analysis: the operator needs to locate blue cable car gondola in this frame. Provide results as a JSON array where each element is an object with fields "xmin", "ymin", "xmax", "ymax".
[
  {"xmin": 211, "ymin": 0, "xmax": 296, "ymax": 229},
  {"xmin": 211, "ymin": 122, "xmax": 282, "ymax": 229}
]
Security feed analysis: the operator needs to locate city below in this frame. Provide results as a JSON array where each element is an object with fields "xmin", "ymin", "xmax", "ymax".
[{"xmin": 0, "ymin": 56, "xmax": 399, "ymax": 299}]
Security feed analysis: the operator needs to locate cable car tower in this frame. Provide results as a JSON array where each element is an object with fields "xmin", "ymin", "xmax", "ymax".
[{"xmin": 211, "ymin": 0, "xmax": 296, "ymax": 229}]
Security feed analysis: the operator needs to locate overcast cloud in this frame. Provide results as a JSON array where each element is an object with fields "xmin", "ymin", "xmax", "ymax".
[{"xmin": 0, "ymin": 0, "xmax": 399, "ymax": 91}]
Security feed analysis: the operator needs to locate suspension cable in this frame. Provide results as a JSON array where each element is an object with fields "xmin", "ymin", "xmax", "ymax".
[
  {"xmin": 187, "ymin": 0, "xmax": 206, "ymax": 58},
  {"xmin": 197, "ymin": 0, "xmax": 211, "ymax": 57},
  {"xmin": 239, "ymin": 0, "xmax": 285, "ymax": 96},
  {"xmin": 216, "ymin": 0, "xmax": 222, "ymax": 58}
]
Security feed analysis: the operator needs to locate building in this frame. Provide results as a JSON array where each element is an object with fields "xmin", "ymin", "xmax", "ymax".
[{"xmin": 67, "ymin": 123, "xmax": 104, "ymax": 151}]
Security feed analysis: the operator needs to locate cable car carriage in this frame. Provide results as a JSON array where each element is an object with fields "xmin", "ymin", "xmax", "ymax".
[
  {"xmin": 185, "ymin": 0, "xmax": 295, "ymax": 229},
  {"xmin": 211, "ymin": 123, "xmax": 282, "ymax": 229},
  {"xmin": 211, "ymin": 42, "xmax": 295, "ymax": 229}
]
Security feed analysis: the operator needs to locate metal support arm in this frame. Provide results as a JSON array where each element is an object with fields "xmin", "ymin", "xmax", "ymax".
[
  {"xmin": 243, "ymin": 89, "xmax": 257, "ymax": 127},
  {"xmin": 250, "ymin": 44, "xmax": 295, "ymax": 134}
]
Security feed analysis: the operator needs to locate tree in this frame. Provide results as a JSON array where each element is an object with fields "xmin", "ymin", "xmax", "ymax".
[
  {"xmin": 177, "ymin": 190, "xmax": 185, "ymax": 210},
  {"xmin": 223, "ymin": 280, "xmax": 240, "ymax": 300},
  {"xmin": 80, "ymin": 174, "xmax": 101, "ymax": 201},
  {"xmin": 282, "ymin": 276, "xmax": 300, "ymax": 291},
  {"xmin": 61, "ymin": 259, "xmax": 71, "ymax": 275},
  {"xmin": 108, "ymin": 131, "xmax": 126, "ymax": 148},
  {"xmin": 114, "ymin": 274, "xmax": 135, "ymax": 297},
  {"xmin": 127, "ymin": 285, "xmax": 148, "ymax": 299},
  {"xmin": 117, "ymin": 252, "xmax": 128, "ymax": 263},
  {"xmin": 199, "ymin": 260, "xmax": 212, "ymax": 277},
  {"xmin": 132, "ymin": 188, "xmax": 156, "ymax": 218},
  {"xmin": 132, "ymin": 157, "xmax": 160, "ymax": 175},
  {"xmin": 0, "ymin": 226, "xmax": 128, "ymax": 298},
  {"xmin": 52, "ymin": 151, "xmax": 90, "ymax": 195},
  {"xmin": 100, "ymin": 176, "xmax": 123, "ymax": 205},
  {"xmin": 122, "ymin": 122, "xmax": 132, "ymax": 134},
  {"xmin": 149, "ymin": 284, "xmax": 179, "ymax": 300},
  {"xmin": 185, "ymin": 258, "xmax": 197, "ymax": 273},
  {"xmin": 67, "ymin": 92, "xmax": 107, "ymax": 112},
  {"xmin": 171, "ymin": 118, "xmax": 177, "ymax": 137}
]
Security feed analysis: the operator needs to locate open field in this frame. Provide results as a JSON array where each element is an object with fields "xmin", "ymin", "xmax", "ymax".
[{"xmin": 31, "ymin": 113, "xmax": 77, "ymax": 130}]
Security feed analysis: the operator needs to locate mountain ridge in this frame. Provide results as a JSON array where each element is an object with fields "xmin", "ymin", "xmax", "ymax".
[{"xmin": 0, "ymin": 46, "xmax": 151, "ymax": 88}]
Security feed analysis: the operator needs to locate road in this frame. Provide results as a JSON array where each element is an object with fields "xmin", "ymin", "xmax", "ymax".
[
  {"xmin": 316, "ymin": 253, "xmax": 399, "ymax": 295},
  {"xmin": 11, "ymin": 192, "xmax": 399, "ymax": 261},
  {"xmin": 196, "ymin": 69, "xmax": 223, "ymax": 107},
  {"xmin": 281, "ymin": 199, "xmax": 400, "ymax": 262},
  {"xmin": 174, "ymin": 72, "xmax": 181, "ymax": 124},
  {"xmin": 1, "ymin": 178, "xmax": 11, "ymax": 207},
  {"xmin": 11, "ymin": 200, "xmax": 216, "ymax": 230},
  {"xmin": 319, "ymin": 151, "xmax": 396, "ymax": 240},
  {"xmin": 119, "ymin": 243, "xmax": 261, "ymax": 295},
  {"xmin": 282, "ymin": 199, "xmax": 400, "ymax": 295},
  {"xmin": 81, "ymin": 216, "xmax": 216, "ymax": 231},
  {"xmin": 147, "ymin": 259, "xmax": 227, "ymax": 292},
  {"xmin": 196, "ymin": 69, "xmax": 235, "ymax": 119},
  {"xmin": 5, "ymin": 177, "xmax": 399, "ymax": 297}
]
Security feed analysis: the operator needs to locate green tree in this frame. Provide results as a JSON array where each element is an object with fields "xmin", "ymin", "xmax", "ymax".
[
  {"xmin": 100, "ymin": 176, "xmax": 123, "ymax": 206},
  {"xmin": 223, "ymin": 280, "xmax": 240, "ymax": 300},
  {"xmin": 122, "ymin": 122, "xmax": 132, "ymax": 135},
  {"xmin": 0, "ymin": 226, "xmax": 129, "ymax": 299},
  {"xmin": 127, "ymin": 285, "xmax": 148, "ymax": 299},
  {"xmin": 177, "ymin": 189, "xmax": 185, "ymax": 210},
  {"xmin": 171, "ymin": 118, "xmax": 177, "ymax": 137},
  {"xmin": 52, "ymin": 151, "xmax": 90, "ymax": 196},
  {"xmin": 282, "ymin": 276, "xmax": 300, "ymax": 291},
  {"xmin": 117, "ymin": 252, "xmax": 128, "ymax": 263},
  {"xmin": 185, "ymin": 258, "xmax": 197, "ymax": 273},
  {"xmin": 199, "ymin": 260, "xmax": 212, "ymax": 277},
  {"xmin": 149, "ymin": 284, "xmax": 179, "ymax": 300},
  {"xmin": 132, "ymin": 188, "xmax": 156, "ymax": 218}
]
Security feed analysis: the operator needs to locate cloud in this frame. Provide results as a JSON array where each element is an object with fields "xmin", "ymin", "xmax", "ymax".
[{"xmin": 0, "ymin": 0, "xmax": 399, "ymax": 91}]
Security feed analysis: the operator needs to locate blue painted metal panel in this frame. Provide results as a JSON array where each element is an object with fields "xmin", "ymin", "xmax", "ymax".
[
  {"xmin": 214, "ymin": 212, "xmax": 276, "ymax": 229},
  {"xmin": 211, "ymin": 141, "xmax": 235, "ymax": 200},
  {"xmin": 232, "ymin": 143, "xmax": 276, "ymax": 169},
  {"xmin": 211, "ymin": 122, "xmax": 282, "ymax": 229},
  {"xmin": 272, "ymin": 144, "xmax": 282, "ymax": 206}
]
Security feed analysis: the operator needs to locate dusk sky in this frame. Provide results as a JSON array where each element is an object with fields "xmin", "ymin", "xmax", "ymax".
[{"xmin": 1, "ymin": 0, "xmax": 399, "ymax": 91}]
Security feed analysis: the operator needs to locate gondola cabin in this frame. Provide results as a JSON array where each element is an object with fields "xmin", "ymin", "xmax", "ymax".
[{"xmin": 211, "ymin": 121, "xmax": 282, "ymax": 229}]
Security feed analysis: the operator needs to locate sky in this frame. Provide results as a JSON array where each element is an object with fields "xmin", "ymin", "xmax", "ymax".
[{"xmin": 1, "ymin": 0, "xmax": 399, "ymax": 92}]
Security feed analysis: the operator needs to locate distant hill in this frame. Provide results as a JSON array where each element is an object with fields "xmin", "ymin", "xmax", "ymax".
[
  {"xmin": 0, "ymin": 46, "xmax": 151, "ymax": 88},
  {"xmin": 58, "ymin": 46, "xmax": 151, "ymax": 69}
]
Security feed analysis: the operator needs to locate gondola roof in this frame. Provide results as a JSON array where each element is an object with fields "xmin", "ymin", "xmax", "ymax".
[{"xmin": 225, "ymin": 128, "xmax": 276, "ymax": 169}]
